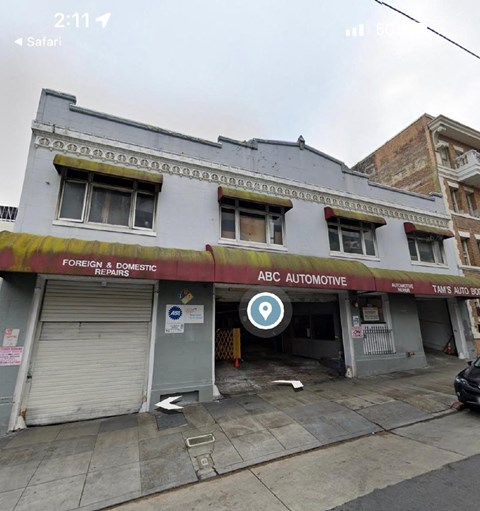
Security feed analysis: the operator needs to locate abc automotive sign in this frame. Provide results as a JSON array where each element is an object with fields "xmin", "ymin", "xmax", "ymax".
[{"xmin": 257, "ymin": 270, "xmax": 348, "ymax": 288}]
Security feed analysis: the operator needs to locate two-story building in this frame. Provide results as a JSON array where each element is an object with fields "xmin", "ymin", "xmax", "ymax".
[
  {"xmin": 0, "ymin": 90, "xmax": 478, "ymax": 436},
  {"xmin": 354, "ymin": 114, "xmax": 480, "ymax": 352}
]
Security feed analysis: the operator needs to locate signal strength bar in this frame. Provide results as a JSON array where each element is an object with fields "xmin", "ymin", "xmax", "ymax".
[{"xmin": 346, "ymin": 24, "xmax": 365, "ymax": 37}]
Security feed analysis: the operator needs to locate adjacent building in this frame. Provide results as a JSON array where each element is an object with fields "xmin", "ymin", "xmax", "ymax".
[
  {"xmin": 0, "ymin": 90, "xmax": 478, "ymax": 436},
  {"xmin": 0, "ymin": 206, "xmax": 17, "ymax": 291},
  {"xmin": 0, "ymin": 206, "xmax": 17, "ymax": 232},
  {"xmin": 354, "ymin": 114, "xmax": 480, "ymax": 352}
]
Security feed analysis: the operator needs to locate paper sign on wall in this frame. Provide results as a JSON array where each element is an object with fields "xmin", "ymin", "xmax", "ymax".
[
  {"xmin": 351, "ymin": 326, "xmax": 364, "ymax": 339},
  {"xmin": 166, "ymin": 305, "xmax": 185, "ymax": 334},
  {"xmin": 3, "ymin": 328, "xmax": 20, "ymax": 347},
  {"xmin": 362, "ymin": 307, "xmax": 379, "ymax": 322},
  {"xmin": 165, "ymin": 323, "xmax": 185, "ymax": 334},
  {"xmin": 165, "ymin": 304, "xmax": 205, "ymax": 333},
  {"xmin": 0, "ymin": 347, "xmax": 23, "ymax": 366},
  {"xmin": 183, "ymin": 305, "xmax": 204, "ymax": 324}
]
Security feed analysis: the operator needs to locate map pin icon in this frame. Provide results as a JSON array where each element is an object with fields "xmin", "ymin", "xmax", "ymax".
[{"xmin": 259, "ymin": 301, "xmax": 273, "ymax": 321}]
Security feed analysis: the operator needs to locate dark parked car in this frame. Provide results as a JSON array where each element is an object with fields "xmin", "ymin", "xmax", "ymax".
[{"xmin": 455, "ymin": 357, "xmax": 480, "ymax": 406}]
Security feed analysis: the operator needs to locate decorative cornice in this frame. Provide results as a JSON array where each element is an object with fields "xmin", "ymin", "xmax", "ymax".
[
  {"xmin": 33, "ymin": 124, "xmax": 451, "ymax": 230},
  {"xmin": 438, "ymin": 167, "xmax": 459, "ymax": 180}
]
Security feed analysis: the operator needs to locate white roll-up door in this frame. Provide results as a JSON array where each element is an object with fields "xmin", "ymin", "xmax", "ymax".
[{"xmin": 26, "ymin": 280, "xmax": 153, "ymax": 425}]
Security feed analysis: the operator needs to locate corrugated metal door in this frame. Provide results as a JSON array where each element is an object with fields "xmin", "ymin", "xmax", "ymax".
[{"xmin": 26, "ymin": 280, "xmax": 153, "ymax": 425}]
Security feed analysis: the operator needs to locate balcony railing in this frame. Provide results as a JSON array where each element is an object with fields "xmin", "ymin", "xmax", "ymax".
[
  {"xmin": 0, "ymin": 205, "xmax": 17, "ymax": 222},
  {"xmin": 456, "ymin": 150, "xmax": 480, "ymax": 186}
]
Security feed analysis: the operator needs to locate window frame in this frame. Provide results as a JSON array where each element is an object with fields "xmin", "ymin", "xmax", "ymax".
[
  {"xmin": 466, "ymin": 191, "xmax": 476, "ymax": 216},
  {"xmin": 57, "ymin": 168, "xmax": 158, "ymax": 232},
  {"xmin": 449, "ymin": 187, "xmax": 459, "ymax": 213},
  {"xmin": 219, "ymin": 199, "xmax": 286, "ymax": 247},
  {"xmin": 327, "ymin": 218, "xmax": 378, "ymax": 257},
  {"xmin": 438, "ymin": 146, "xmax": 451, "ymax": 167},
  {"xmin": 407, "ymin": 234, "xmax": 445, "ymax": 265},
  {"xmin": 461, "ymin": 237, "xmax": 471, "ymax": 265}
]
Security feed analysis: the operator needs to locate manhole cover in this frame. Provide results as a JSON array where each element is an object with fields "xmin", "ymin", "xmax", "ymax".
[
  {"xmin": 185, "ymin": 433, "xmax": 215, "ymax": 448},
  {"xmin": 155, "ymin": 413, "xmax": 187, "ymax": 430}
]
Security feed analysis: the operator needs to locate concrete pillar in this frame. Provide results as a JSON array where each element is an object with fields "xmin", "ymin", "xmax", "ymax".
[{"xmin": 338, "ymin": 291, "xmax": 356, "ymax": 377}]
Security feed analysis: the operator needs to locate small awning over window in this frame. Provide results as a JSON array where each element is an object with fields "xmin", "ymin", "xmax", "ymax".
[
  {"xmin": 0, "ymin": 231, "xmax": 213, "ymax": 281},
  {"xmin": 403, "ymin": 222, "xmax": 453, "ymax": 239},
  {"xmin": 218, "ymin": 186, "xmax": 293, "ymax": 210},
  {"xmin": 53, "ymin": 155, "xmax": 164, "ymax": 186},
  {"xmin": 207, "ymin": 245, "xmax": 376, "ymax": 291},
  {"xmin": 370, "ymin": 268, "xmax": 480, "ymax": 297},
  {"xmin": 324, "ymin": 207, "xmax": 386, "ymax": 227}
]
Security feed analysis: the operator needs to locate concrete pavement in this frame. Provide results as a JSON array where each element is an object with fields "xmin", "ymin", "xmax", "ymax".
[
  {"xmin": 0, "ymin": 353, "xmax": 469, "ymax": 511},
  {"xmin": 113, "ymin": 410, "xmax": 480, "ymax": 511}
]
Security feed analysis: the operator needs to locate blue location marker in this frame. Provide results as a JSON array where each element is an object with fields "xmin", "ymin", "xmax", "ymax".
[{"xmin": 247, "ymin": 292, "xmax": 284, "ymax": 330}]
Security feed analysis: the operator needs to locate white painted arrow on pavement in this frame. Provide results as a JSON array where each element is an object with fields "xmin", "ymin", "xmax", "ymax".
[
  {"xmin": 155, "ymin": 395, "xmax": 184, "ymax": 411},
  {"xmin": 272, "ymin": 380, "xmax": 304, "ymax": 390}
]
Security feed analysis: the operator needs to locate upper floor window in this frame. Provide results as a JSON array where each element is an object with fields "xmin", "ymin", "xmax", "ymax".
[
  {"xmin": 449, "ymin": 187, "xmax": 459, "ymax": 213},
  {"xmin": 328, "ymin": 218, "xmax": 377, "ymax": 257},
  {"xmin": 437, "ymin": 146, "xmax": 451, "ymax": 167},
  {"xmin": 461, "ymin": 237, "xmax": 471, "ymax": 265},
  {"xmin": 58, "ymin": 168, "xmax": 158, "ymax": 230},
  {"xmin": 466, "ymin": 191, "xmax": 476, "ymax": 216},
  {"xmin": 220, "ymin": 198, "xmax": 285, "ymax": 246},
  {"xmin": 407, "ymin": 234, "xmax": 445, "ymax": 264}
]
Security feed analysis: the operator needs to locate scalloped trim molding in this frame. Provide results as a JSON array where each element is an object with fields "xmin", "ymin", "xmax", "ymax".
[{"xmin": 34, "ymin": 130, "xmax": 450, "ymax": 230}]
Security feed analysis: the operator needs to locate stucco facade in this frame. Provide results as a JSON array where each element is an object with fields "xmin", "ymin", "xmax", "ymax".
[{"xmin": 0, "ymin": 90, "xmax": 477, "ymax": 436}]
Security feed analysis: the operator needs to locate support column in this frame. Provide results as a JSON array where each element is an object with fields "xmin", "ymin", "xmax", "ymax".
[{"xmin": 338, "ymin": 291, "xmax": 356, "ymax": 377}]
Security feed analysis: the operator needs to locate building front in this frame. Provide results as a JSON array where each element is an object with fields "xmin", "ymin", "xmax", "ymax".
[
  {"xmin": 354, "ymin": 114, "xmax": 480, "ymax": 352},
  {"xmin": 0, "ymin": 90, "xmax": 478, "ymax": 436}
]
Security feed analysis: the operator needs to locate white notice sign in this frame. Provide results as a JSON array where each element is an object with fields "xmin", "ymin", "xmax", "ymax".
[
  {"xmin": 3, "ymin": 328, "xmax": 20, "ymax": 347},
  {"xmin": 0, "ymin": 347, "xmax": 23, "ymax": 366},
  {"xmin": 165, "ymin": 305, "xmax": 204, "ymax": 334},
  {"xmin": 165, "ymin": 323, "xmax": 185, "ymax": 334},
  {"xmin": 165, "ymin": 305, "xmax": 185, "ymax": 334},
  {"xmin": 351, "ymin": 326, "xmax": 364, "ymax": 339},
  {"xmin": 362, "ymin": 307, "xmax": 379, "ymax": 322},
  {"xmin": 184, "ymin": 305, "xmax": 204, "ymax": 324}
]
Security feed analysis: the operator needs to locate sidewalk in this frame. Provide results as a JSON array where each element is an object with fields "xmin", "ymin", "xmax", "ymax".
[{"xmin": 0, "ymin": 354, "xmax": 466, "ymax": 511}]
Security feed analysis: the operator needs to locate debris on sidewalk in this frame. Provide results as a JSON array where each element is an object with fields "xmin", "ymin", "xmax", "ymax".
[{"xmin": 450, "ymin": 400, "xmax": 465, "ymax": 411}]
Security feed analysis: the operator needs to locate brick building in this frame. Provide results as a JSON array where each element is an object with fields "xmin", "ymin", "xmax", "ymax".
[{"xmin": 354, "ymin": 115, "xmax": 480, "ymax": 351}]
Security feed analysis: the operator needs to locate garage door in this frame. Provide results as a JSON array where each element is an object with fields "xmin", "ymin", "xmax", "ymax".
[
  {"xmin": 26, "ymin": 280, "xmax": 153, "ymax": 425},
  {"xmin": 417, "ymin": 299, "xmax": 453, "ymax": 352}
]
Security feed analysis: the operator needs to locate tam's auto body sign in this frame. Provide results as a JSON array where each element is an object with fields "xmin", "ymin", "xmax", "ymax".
[
  {"xmin": 378, "ymin": 280, "xmax": 480, "ymax": 297},
  {"xmin": 431, "ymin": 284, "xmax": 480, "ymax": 297}
]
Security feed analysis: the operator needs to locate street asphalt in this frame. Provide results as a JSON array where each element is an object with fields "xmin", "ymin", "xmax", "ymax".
[{"xmin": 330, "ymin": 452, "xmax": 480, "ymax": 511}]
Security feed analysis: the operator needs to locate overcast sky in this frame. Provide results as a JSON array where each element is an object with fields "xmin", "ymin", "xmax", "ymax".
[{"xmin": 1, "ymin": 0, "xmax": 479, "ymax": 206}]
